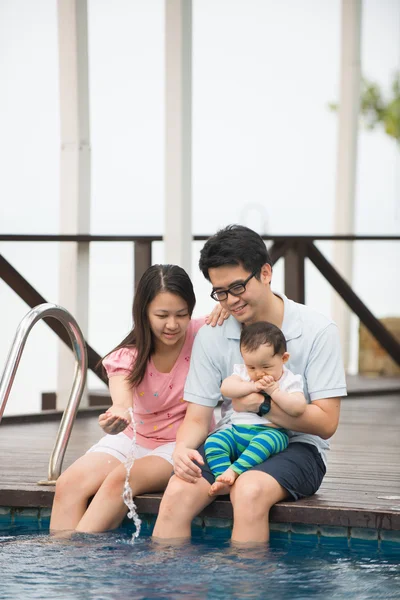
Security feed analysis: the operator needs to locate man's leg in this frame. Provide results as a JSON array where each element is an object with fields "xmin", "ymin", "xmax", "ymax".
[
  {"xmin": 229, "ymin": 443, "xmax": 326, "ymax": 543},
  {"xmin": 230, "ymin": 470, "xmax": 288, "ymax": 543},
  {"xmin": 152, "ymin": 475, "xmax": 213, "ymax": 539}
]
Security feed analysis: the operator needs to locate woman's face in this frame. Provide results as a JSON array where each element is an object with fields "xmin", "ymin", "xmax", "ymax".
[{"xmin": 148, "ymin": 291, "xmax": 191, "ymax": 350}]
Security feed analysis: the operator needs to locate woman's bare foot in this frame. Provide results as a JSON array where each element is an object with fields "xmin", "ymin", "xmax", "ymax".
[{"xmin": 208, "ymin": 468, "xmax": 239, "ymax": 496}]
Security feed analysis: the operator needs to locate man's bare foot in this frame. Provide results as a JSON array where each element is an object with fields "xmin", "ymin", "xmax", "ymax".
[{"xmin": 208, "ymin": 468, "xmax": 239, "ymax": 496}]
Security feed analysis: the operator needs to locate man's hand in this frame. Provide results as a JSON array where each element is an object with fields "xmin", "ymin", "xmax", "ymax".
[
  {"xmin": 172, "ymin": 442, "xmax": 205, "ymax": 483},
  {"xmin": 98, "ymin": 405, "xmax": 130, "ymax": 435},
  {"xmin": 232, "ymin": 392, "xmax": 264, "ymax": 413}
]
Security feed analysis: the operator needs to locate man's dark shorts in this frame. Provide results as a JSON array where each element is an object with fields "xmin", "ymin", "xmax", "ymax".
[{"xmin": 196, "ymin": 441, "xmax": 326, "ymax": 501}]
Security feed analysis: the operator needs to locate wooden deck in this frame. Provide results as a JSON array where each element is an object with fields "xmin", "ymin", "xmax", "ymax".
[{"xmin": 1, "ymin": 388, "xmax": 400, "ymax": 531}]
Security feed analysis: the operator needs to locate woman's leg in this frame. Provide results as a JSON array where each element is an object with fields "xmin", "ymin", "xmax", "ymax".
[
  {"xmin": 75, "ymin": 455, "xmax": 173, "ymax": 533},
  {"xmin": 50, "ymin": 452, "xmax": 121, "ymax": 531}
]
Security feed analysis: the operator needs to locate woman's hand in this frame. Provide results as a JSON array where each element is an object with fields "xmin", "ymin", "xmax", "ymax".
[
  {"xmin": 98, "ymin": 405, "xmax": 131, "ymax": 435},
  {"xmin": 205, "ymin": 304, "xmax": 230, "ymax": 326}
]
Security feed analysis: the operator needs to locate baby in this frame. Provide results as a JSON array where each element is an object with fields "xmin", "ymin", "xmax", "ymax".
[{"xmin": 205, "ymin": 321, "xmax": 307, "ymax": 496}]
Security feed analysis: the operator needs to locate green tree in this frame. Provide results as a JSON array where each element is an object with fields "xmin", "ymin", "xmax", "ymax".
[{"xmin": 330, "ymin": 72, "xmax": 400, "ymax": 146}]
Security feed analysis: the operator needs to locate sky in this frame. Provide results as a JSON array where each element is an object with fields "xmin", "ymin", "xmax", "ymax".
[{"xmin": 1, "ymin": 0, "xmax": 399, "ymax": 414}]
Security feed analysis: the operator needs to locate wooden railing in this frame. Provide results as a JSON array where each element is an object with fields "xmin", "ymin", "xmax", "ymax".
[{"xmin": 1, "ymin": 234, "xmax": 399, "ymax": 386}]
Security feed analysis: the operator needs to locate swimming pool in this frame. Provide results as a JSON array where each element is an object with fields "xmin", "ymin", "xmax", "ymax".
[{"xmin": 1, "ymin": 517, "xmax": 399, "ymax": 600}]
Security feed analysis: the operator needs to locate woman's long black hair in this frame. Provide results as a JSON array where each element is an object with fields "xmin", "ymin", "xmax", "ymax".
[{"xmin": 102, "ymin": 264, "xmax": 196, "ymax": 388}]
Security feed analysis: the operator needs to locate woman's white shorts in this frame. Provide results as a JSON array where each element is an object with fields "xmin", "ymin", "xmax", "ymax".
[{"xmin": 86, "ymin": 432, "xmax": 175, "ymax": 465}]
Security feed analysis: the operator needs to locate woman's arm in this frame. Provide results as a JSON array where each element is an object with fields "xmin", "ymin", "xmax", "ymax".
[{"xmin": 98, "ymin": 375, "xmax": 133, "ymax": 435}]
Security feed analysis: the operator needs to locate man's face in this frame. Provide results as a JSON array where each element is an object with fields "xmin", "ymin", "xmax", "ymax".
[{"xmin": 208, "ymin": 264, "xmax": 271, "ymax": 325}]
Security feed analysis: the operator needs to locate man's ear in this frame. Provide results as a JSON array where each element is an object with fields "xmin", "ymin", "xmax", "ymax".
[
  {"xmin": 282, "ymin": 352, "xmax": 290, "ymax": 364},
  {"xmin": 260, "ymin": 263, "xmax": 272, "ymax": 285}
]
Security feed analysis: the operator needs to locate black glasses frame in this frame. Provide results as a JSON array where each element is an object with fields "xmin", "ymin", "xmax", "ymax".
[{"xmin": 210, "ymin": 271, "xmax": 258, "ymax": 301}]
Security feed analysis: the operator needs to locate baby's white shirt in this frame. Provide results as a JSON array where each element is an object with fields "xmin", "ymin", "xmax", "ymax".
[{"xmin": 229, "ymin": 364, "xmax": 304, "ymax": 426}]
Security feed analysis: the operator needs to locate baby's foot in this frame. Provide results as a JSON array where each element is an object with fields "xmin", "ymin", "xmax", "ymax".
[
  {"xmin": 208, "ymin": 480, "xmax": 231, "ymax": 496},
  {"xmin": 208, "ymin": 468, "xmax": 239, "ymax": 496},
  {"xmin": 218, "ymin": 468, "xmax": 239, "ymax": 486}
]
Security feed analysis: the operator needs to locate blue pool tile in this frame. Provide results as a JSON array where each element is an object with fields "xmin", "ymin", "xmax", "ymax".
[
  {"xmin": 380, "ymin": 530, "xmax": 400, "ymax": 544},
  {"xmin": 204, "ymin": 517, "xmax": 232, "ymax": 529},
  {"xmin": 13, "ymin": 508, "xmax": 40, "ymax": 522},
  {"xmin": 319, "ymin": 525, "xmax": 349, "ymax": 538},
  {"xmin": 291, "ymin": 523, "xmax": 319, "ymax": 537},
  {"xmin": 270, "ymin": 521, "xmax": 291, "ymax": 532},
  {"xmin": 350, "ymin": 527, "xmax": 379, "ymax": 541}
]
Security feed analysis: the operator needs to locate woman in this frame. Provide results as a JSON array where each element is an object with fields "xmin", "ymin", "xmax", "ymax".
[{"xmin": 50, "ymin": 264, "xmax": 225, "ymax": 533}]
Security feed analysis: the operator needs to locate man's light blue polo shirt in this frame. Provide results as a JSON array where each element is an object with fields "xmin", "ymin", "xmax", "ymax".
[{"xmin": 184, "ymin": 292, "xmax": 347, "ymax": 465}]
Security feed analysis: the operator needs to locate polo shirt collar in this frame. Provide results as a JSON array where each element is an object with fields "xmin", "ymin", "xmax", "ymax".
[
  {"xmin": 224, "ymin": 315, "xmax": 242, "ymax": 339},
  {"xmin": 276, "ymin": 291, "xmax": 302, "ymax": 341},
  {"xmin": 223, "ymin": 291, "xmax": 302, "ymax": 342}
]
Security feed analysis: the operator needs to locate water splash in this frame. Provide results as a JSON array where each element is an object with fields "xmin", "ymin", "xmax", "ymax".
[{"xmin": 122, "ymin": 407, "xmax": 142, "ymax": 541}]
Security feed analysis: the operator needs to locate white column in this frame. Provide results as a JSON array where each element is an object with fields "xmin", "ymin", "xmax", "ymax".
[
  {"xmin": 56, "ymin": 0, "xmax": 91, "ymax": 409},
  {"xmin": 333, "ymin": 0, "xmax": 362, "ymax": 370},
  {"xmin": 164, "ymin": 0, "xmax": 192, "ymax": 274}
]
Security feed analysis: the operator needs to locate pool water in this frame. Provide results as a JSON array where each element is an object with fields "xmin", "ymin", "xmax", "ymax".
[{"xmin": 1, "ymin": 521, "xmax": 399, "ymax": 600}]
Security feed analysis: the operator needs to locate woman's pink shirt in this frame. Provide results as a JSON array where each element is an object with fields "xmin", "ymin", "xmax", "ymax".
[{"xmin": 102, "ymin": 317, "xmax": 206, "ymax": 449}]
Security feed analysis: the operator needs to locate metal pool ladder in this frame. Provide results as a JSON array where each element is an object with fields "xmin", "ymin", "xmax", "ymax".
[{"xmin": 0, "ymin": 303, "xmax": 88, "ymax": 485}]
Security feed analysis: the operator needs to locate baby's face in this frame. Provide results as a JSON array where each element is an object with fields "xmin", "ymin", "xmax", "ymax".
[{"xmin": 241, "ymin": 343, "xmax": 285, "ymax": 382}]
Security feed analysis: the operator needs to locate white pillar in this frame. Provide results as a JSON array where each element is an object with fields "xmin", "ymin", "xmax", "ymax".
[
  {"xmin": 333, "ymin": 0, "xmax": 362, "ymax": 370},
  {"xmin": 164, "ymin": 0, "xmax": 192, "ymax": 274},
  {"xmin": 56, "ymin": 0, "xmax": 91, "ymax": 409}
]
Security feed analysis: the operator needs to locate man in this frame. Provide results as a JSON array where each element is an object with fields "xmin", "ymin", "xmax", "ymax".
[{"xmin": 153, "ymin": 225, "xmax": 346, "ymax": 543}]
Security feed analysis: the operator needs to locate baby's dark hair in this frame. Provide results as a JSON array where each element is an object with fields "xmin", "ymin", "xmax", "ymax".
[{"xmin": 240, "ymin": 321, "xmax": 287, "ymax": 356}]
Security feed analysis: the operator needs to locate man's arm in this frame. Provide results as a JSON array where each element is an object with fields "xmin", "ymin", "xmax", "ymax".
[
  {"xmin": 231, "ymin": 394, "xmax": 341, "ymax": 439},
  {"xmin": 172, "ymin": 402, "xmax": 215, "ymax": 483}
]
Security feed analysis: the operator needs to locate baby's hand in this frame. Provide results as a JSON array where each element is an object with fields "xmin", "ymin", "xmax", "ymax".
[
  {"xmin": 257, "ymin": 376, "xmax": 280, "ymax": 396},
  {"xmin": 254, "ymin": 379, "xmax": 268, "ymax": 392},
  {"xmin": 98, "ymin": 405, "xmax": 131, "ymax": 435}
]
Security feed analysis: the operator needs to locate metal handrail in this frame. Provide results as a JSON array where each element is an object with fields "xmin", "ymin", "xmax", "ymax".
[{"xmin": 0, "ymin": 303, "xmax": 88, "ymax": 485}]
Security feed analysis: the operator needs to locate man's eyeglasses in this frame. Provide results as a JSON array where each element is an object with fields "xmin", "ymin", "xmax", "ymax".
[{"xmin": 210, "ymin": 271, "xmax": 258, "ymax": 301}]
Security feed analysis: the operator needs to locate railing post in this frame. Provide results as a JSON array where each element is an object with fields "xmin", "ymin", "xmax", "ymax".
[
  {"xmin": 134, "ymin": 240, "xmax": 152, "ymax": 291},
  {"xmin": 284, "ymin": 241, "xmax": 306, "ymax": 304}
]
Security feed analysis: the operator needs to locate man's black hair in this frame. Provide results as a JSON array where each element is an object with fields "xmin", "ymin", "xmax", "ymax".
[
  {"xmin": 199, "ymin": 224, "xmax": 272, "ymax": 281},
  {"xmin": 240, "ymin": 321, "xmax": 287, "ymax": 356}
]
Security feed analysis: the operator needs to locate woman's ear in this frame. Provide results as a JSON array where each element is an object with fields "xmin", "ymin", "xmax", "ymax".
[{"xmin": 282, "ymin": 352, "xmax": 290, "ymax": 364}]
